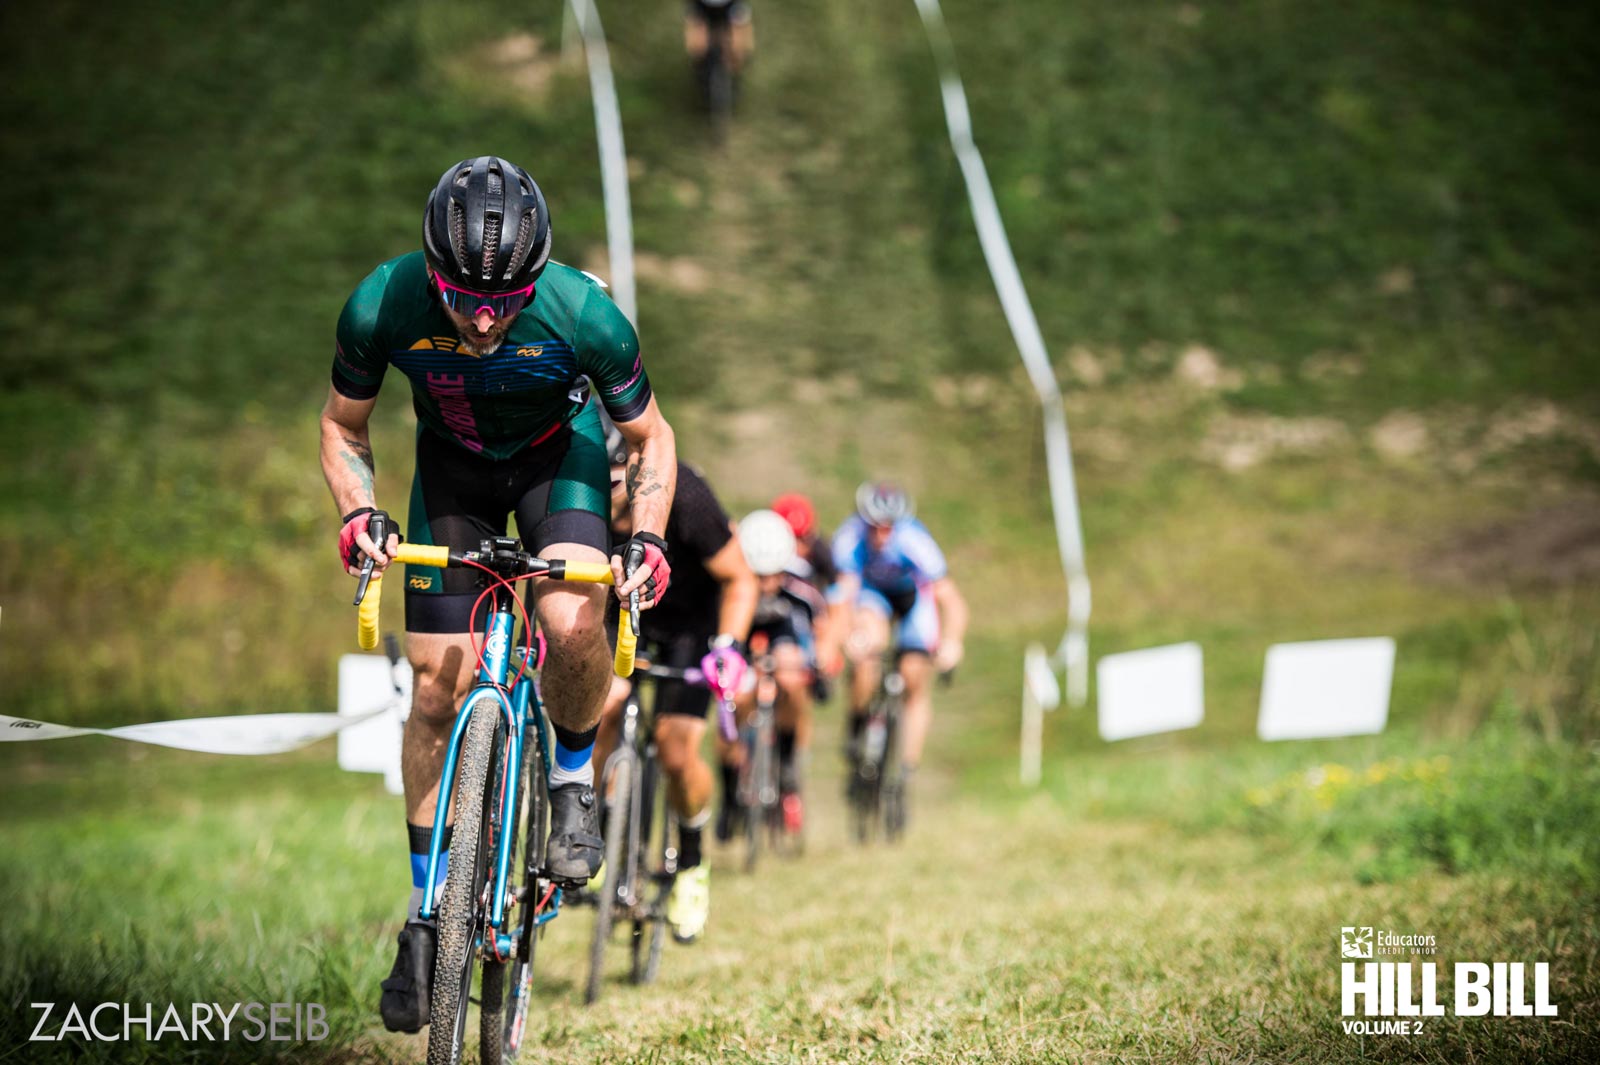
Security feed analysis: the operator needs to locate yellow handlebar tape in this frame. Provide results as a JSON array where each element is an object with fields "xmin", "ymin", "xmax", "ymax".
[
  {"xmin": 557, "ymin": 560, "xmax": 616, "ymax": 584},
  {"xmin": 393, "ymin": 544, "xmax": 450, "ymax": 567},
  {"xmin": 614, "ymin": 608, "xmax": 637, "ymax": 678},
  {"xmin": 357, "ymin": 572, "xmax": 383, "ymax": 650}
]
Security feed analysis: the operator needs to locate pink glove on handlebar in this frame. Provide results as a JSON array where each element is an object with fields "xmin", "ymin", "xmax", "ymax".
[
  {"xmin": 699, "ymin": 646, "xmax": 747, "ymax": 702},
  {"xmin": 339, "ymin": 508, "xmax": 398, "ymax": 572}
]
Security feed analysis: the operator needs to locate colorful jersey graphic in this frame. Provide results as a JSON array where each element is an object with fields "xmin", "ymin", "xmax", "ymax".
[
  {"xmin": 332, "ymin": 252, "xmax": 651, "ymax": 459},
  {"xmin": 831, "ymin": 515, "xmax": 948, "ymax": 599}
]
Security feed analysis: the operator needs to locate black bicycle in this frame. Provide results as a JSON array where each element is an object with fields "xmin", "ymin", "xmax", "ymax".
[
  {"xmin": 847, "ymin": 653, "xmax": 954, "ymax": 844},
  {"xmin": 585, "ymin": 654, "xmax": 734, "ymax": 1004},
  {"xmin": 692, "ymin": 1, "xmax": 739, "ymax": 139},
  {"xmin": 734, "ymin": 631, "xmax": 802, "ymax": 870},
  {"xmin": 847, "ymin": 649, "xmax": 908, "ymax": 844}
]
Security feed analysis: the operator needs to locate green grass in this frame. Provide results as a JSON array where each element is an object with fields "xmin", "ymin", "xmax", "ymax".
[
  {"xmin": 2, "ymin": 653, "xmax": 1597, "ymax": 1063},
  {"xmin": 2, "ymin": 0, "xmax": 1599, "ymax": 1059}
]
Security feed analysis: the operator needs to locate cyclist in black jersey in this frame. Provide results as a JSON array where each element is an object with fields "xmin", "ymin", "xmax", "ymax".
[
  {"xmin": 591, "ymin": 412, "xmax": 756, "ymax": 943},
  {"xmin": 319, "ymin": 157, "xmax": 677, "ymax": 1034}
]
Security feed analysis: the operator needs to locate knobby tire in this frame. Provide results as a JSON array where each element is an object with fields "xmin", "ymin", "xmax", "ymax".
[
  {"xmin": 427, "ymin": 697, "xmax": 501, "ymax": 1065},
  {"xmin": 585, "ymin": 755, "xmax": 633, "ymax": 1006}
]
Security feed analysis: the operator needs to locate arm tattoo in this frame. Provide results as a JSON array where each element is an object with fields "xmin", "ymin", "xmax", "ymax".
[
  {"xmin": 343, "ymin": 435, "xmax": 374, "ymax": 471},
  {"xmin": 339, "ymin": 435, "xmax": 375, "ymax": 498},
  {"xmin": 626, "ymin": 461, "xmax": 661, "ymax": 503}
]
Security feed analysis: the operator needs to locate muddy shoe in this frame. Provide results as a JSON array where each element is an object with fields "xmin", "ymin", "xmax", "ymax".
[
  {"xmin": 378, "ymin": 919, "xmax": 435, "ymax": 1033},
  {"xmin": 546, "ymin": 783, "xmax": 604, "ymax": 885}
]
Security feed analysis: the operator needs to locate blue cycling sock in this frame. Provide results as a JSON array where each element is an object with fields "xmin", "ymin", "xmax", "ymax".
[
  {"xmin": 549, "ymin": 722, "xmax": 597, "ymax": 789},
  {"xmin": 407, "ymin": 822, "xmax": 452, "ymax": 920}
]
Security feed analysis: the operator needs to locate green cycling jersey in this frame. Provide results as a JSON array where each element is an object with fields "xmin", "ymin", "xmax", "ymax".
[{"xmin": 332, "ymin": 251, "xmax": 652, "ymax": 459}]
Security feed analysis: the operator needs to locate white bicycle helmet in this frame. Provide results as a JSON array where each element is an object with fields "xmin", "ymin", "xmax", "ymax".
[
  {"xmin": 855, "ymin": 481, "xmax": 914, "ymax": 526},
  {"xmin": 738, "ymin": 509, "xmax": 797, "ymax": 576}
]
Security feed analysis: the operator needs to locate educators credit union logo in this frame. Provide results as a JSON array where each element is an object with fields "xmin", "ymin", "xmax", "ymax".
[{"xmin": 1342, "ymin": 927, "xmax": 1373, "ymax": 959}]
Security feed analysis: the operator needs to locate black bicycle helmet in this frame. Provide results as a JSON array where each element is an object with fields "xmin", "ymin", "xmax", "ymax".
[{"xmin": 423, "ymin": 156, "xmax": 553, "ymax": 291}]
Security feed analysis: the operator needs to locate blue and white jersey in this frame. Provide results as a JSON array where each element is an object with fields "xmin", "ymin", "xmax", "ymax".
[{"xmin": 831, "ymin": 515, "xmax": 947, "ymax": 599}]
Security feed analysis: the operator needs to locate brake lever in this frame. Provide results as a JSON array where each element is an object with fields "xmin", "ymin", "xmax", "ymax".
[{"xmin": 352, "ymin": 512, "xmax": 390, "ymax": 606}]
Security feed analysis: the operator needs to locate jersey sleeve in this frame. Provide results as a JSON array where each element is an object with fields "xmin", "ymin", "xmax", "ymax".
[
  {"xmin": 331, "ymin": 262, "xmax": 395, "ymax": 400},
  {"xmin": 669, "ymin": 464, "xmax": 733, "ymax": 563},
  {"xmin": 576, "ymin": 284, "xmax": 652, "ymax": 423},
  {"xmin": 809, "ymin": 532, "xmax": 840, "ymax": 588},
  {"xmin": 830, "ymin": 519, "xmax": 864, "ymax": 576},
  {"xmin": 901, "ymin": 520, "xmax": 949, "ymax": 582}
]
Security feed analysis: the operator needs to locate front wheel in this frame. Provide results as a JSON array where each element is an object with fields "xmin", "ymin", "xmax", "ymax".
[
  {"xmin": 585, "ymin": 754, "xmax": 634, "ymax": 1005},
  {"xmin": 882, "ymin": 705, "xmax": 906, "ymax": 842},
  {"xmin": 498, "ymin": 719, "xmax": 549, "ymax": 1062},
  {"xmin": 427, "ymin": 699, "xmax": 501, "ymax": 1065}
]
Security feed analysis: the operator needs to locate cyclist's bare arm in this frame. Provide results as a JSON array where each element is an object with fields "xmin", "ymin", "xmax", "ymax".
[
  {"xmin": 319, "ymin": 386, "xmax": 398, "ymax": 570},
  {"xmin": 821, "ymin": 572, "xmax": 861, "ymax": 673},
  {"xmin": 612, "ymin": 396, "xmax": 677, "ymax": 592},
  {"xmin": 932, "ymin": 576, "xmax": 968, "ymax": 670},
  {"xmin": 706, "ymin": 525, "xmax": 759, "ymax": 644}
]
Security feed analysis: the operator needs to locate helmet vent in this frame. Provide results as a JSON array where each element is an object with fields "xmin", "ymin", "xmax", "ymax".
[
  {"xmin": 449, "ymin": 201, "xmax": 468, "ymax": 273},
  {"xmin": 510, "ymin": 211, "xmax": 535, "ymax": 275},
  {"xmin": 481, "ymin": 214, "xmax": 501, "ymax": 280}
]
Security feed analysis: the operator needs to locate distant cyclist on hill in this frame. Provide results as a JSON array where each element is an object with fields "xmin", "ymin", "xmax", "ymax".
[
  {"xmin": 318, "ymin": 156, "xmax": 677, "ymax": 1034},
  {"xmin": 821, "ymin": 483, "xmax": 967, "ymax": 800},
  {"xmin": 592, "ymin": 412, "xmax": 757, "ymax": 943},
  {"xmin": 685, "ymin": 0, "xmax": 754, "ymax": 73}
]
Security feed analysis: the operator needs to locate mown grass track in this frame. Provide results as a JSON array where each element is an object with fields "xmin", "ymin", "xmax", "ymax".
[{"xmin": 2, "ymin": 656, "xmax": 1597, "ymax": 1063}]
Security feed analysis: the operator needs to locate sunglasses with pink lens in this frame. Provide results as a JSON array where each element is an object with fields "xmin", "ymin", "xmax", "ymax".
[{"xmin": 432, "ymin": 273, "xmax": 537, "ymax": 319}]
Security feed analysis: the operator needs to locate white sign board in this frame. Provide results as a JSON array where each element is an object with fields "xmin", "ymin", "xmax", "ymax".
[
  {"xmin": 337, "ymin": 653, "xmax": 410, "ymax": 794},
  {"xmin": 1257, "ymin": 638, "xmax": 1395, "ymax": 741},
  {"xmin": 1096, "ymin": 642, "xmax": 1204, "ymax": 742}
]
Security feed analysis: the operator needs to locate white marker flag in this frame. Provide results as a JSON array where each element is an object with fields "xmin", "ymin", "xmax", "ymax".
[{"xmin": 0, "ymin": 708, "xmax": 387, "ymax": 755}]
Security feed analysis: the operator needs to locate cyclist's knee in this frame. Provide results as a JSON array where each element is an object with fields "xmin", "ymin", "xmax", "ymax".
[
  {"xmin": 408, "ymin": 635, "xmax": 474, "ymax": 727},
  {"xmin": 600, "ymin": 673, "xmax": 630, "ymax": 721},
  {"xmin": 654, "ymin": 716, "xmax": 705, "ymax": 775},
  {"xmin": 535, "ymin": 582, "xmax": 607, "ymax": 650}
]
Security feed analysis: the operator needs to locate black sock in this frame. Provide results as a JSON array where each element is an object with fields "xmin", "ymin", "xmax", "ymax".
[
  {"xmin": 777, "ymin": 728, "xmax": 796, "ymax": 767},
  {"xmin": 678, "ymin": 822, "xmax": 703, "ymax": 869},
  {"xmin": 848, "ymin": 713, "xmax": 867, "ymax": 741},
  {"xmin": 408, "ymin": 822, "xmax": 454, "ymax": 861},
  {"xmin": 720, "ymin": 760, "xmax": 739, "ymax": 800}
]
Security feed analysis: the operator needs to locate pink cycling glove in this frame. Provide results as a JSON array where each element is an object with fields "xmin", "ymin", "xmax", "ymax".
[
  {"xmin": 339, "ymin": 508, "xmax": 397, "ymax": 572},
  {"xmin": 700, "ymin": 645, "xmax": 748, "ymax": 701},
  {"xmin": 617, "ymin": 531, "xmax": 672, "ymax": 605}
]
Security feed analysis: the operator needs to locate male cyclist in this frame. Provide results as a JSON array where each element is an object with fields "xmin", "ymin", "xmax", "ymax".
[
  {"xmin": 729, "ymin": 509, "xmax": 830, "ymax": 837},
  {"xmin": 685, "ymin": 0, "xmax": 754, "ymax": 73},
  {"xmin": 592, "ymin": 413, "xmax": 756, "ymax": 943},
  {"xmin": 319, "ymin": 156, "xmax": 676, "ymax": 1034},
  {"xmin": 822, "ymin": 483, "xmax": 967, "ymax": 809}
]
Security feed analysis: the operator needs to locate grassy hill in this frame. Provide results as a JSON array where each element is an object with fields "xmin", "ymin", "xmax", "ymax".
[{"xmin": 1, "ymin": 0, "xmax": 1597, "ymax": 1061}]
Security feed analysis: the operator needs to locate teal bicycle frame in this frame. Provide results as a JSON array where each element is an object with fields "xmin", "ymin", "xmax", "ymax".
[{"xmin": 418, "ymin": 608, "xmax": 559, "ymax": 949}]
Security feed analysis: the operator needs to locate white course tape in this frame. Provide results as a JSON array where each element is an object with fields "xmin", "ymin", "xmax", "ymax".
[
  {"xmin": 912, "ymin": 0, "xmax": 1092, "ymax": 711},
  {"xmin": 0, "ymin": 708, "xmax": 388, "ymax": 755},
  {"xmin": 567, "ymin": 0, "xmax": 638, "ymax": 326}
]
